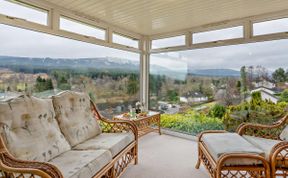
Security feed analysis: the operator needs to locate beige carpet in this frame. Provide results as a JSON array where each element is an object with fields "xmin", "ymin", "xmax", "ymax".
[{"xmin": 121, "ymin": 132, "xmax": 210, "ymax": 178}]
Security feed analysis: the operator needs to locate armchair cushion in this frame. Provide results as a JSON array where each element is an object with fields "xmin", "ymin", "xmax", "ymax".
[
  {"xmin": 49, "ymin": 150, "xmax": 112, "ymax": 178},
  {"xmin": 52, "ymin": 91, "xmax": 101, "ymax": 146},
  {"xmin": 0, "ymin": 95, "xmax": 71, "ymax": 162},
  {"xmin": 243, "ymin": 135, "xmax": 281, "ymax": 160},
  {"xmin": 73, "ymin": 132, "xmax": 134, "ymax": 157},
  {"xmin": 202, "ymin": 133, "xmax": 265, "ymax": 165}
]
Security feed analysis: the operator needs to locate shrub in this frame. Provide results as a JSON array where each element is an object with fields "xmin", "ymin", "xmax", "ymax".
[
  {"xmin": 208, "ymin": 104, "xmax": 226, "ymax": 118},
  {"xmin": 279, "ymin": 89, "xmax": 288, "ymax": 102},
  {"xmin": 223, "ymin": 99, "xmax": 287, "ymax": 132},
  {"xmin": 161, "ymin": 110, "xmax": 223, "ymax": 135}
]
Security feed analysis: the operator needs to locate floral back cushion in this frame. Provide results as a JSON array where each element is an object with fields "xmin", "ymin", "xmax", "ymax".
[
  {"xmin": 52, "ymin": 91, "xmax": 101, "ymax": 146},
  {"xmin": 0, "ymin": 95, "xmax": 71, "ymax": 162}
]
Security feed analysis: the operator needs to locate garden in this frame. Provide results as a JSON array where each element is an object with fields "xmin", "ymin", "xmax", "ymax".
[{"xmin": 160, "ymin": 90, "xmax": 288, "ymax": 135}]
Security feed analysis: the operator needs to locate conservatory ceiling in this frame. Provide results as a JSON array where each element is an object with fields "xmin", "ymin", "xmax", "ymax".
[{"xmin": 43, "ymin": 0, "xmax": 288, "ymax": 36}]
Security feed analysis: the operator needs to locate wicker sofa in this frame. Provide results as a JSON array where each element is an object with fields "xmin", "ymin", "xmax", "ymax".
[
  {"xmin": 196, "ymin": 114, "xmax": 288, "ymax": 178},
  {"xmin": 0, "ymin": 91, "xmax": 138, "ymax": 178}
]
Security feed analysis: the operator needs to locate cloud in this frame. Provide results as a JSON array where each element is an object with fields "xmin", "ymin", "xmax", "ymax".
[{"xmin": 0, "ymin": 24, "xmax": 139, "ymax": 61}]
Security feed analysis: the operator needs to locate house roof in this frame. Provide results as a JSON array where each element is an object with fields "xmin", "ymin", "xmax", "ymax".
[
  {"xmin": 252, "ymin": 86, "xmax": 283, "ymax": 93},
  {"xmin": 183, "ymin": 91, "xmax": 206, "ymax": 98}
]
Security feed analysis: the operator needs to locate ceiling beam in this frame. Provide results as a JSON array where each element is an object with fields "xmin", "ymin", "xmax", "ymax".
[{"xmin": 150, "ymin": 32, "xmax": 288, "ymax": 54}]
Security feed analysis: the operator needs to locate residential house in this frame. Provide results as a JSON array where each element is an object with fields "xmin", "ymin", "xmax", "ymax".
[
  {"xmin": 247, "ymin": 88, "xmax": 279, "ymax": 103},
  {"xmin": 180, "ymin": 91, "xmax": 208, "ymax": 103}
]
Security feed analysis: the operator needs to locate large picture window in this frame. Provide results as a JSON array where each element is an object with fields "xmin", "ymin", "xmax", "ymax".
[
  {"xmin": 0, "ymin": 24, "xmax": 140, "ymax": 118},
  {"xmin": 150, "ymin": 39, "xmax": 288, "ymax": 135}
]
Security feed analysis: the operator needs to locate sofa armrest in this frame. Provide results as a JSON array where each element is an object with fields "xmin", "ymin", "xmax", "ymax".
[
  {"xmin": 198, "ymin": 130, "xmax": 227, "ymax": 142},
  {"xmin": 100, "ymin": 117, "xmax": 138, "ymax": 140},
  {"xmin": 0, "ymin": 151, "xmax": 63, "ymax": 178},
  {"xmin": 237, "ymin": 115, "xmax": 288, "ymax": 140},
  {"xmin": 90, "ymin": 100, "xmax": 138, "ymax": 141}
]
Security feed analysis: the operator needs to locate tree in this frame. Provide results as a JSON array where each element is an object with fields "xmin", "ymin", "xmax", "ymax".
[
  {"xmin": 34, "ymin": 76, "xmax": 54, "ymax": 92},
  {"xmin": 127, "ymin": 74, "xmax": 139, "ymax": 95},
  {"xmin": 272, "ymin": 68, "xmax": 287, "ymax": 83},
  {"xmin": 250, "ymin": 91, "xmax": 262, "ymax": 109},
  {"xmin": 236, "ymin": 80, "xmax": 241, "ymax": 92},
  {"xmin": 199, "ymin": 81, "xmax": 204, "ymax": 93},
  {"xmin": 167, "ymin": 90, "xmax": 179, "ymax": 103},
  {"xmin": 209, "ymin": 104, "xmax": 226, "ymax": 118},
  {"xmin": 51, "ymin": 70, "xmax": 71, "ymax": 90},
  {"xmin": 255, "ymin": 65, "xmax": 269, "ymax": 82},
  {"xmin": 221, "ymin": 78, "xmax": 240, "ymax": 106},
  {"xmin": 279, "ymin": 89, "xmax": 288, "ymax": 102},
  {"xmin": 240, "ymin": 66, "xmax": 247, "ymax": 93}
]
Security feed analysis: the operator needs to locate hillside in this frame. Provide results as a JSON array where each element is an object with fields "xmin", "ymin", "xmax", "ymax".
[
  {"xmin": 0, "ymin": 56, "xmax": 241, "ymax": 78},
  {"xmin": 189, "ymin": 69, "xmax": 240, "ymax": 77},
  {"xmin": 0, "ymin": 56, "xmax": 139, "ymax": 71}
]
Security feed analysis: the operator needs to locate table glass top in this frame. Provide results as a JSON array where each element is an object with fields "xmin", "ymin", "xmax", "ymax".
[{"xmin": 114, "ymin": 111, "xmax": 159, "ymax": 120}]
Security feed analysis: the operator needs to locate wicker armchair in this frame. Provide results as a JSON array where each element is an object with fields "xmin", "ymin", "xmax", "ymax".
[
  {"xmin": 237, "ymin": 114, "xmax": 288, "ymax": 178},
  {"xmin": 0, "ymin": 93, "xmax": 138, "ymax": 178}
]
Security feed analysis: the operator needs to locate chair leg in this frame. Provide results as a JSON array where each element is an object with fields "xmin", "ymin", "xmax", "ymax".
[
  {"xmin": 195, "ymin": 158, "xmax": 201, "ymax": 169},
  {"xmin": 134, "ymin": 145, "xmax": 138, "ymax": 165},
  {"xmin": 195, "ymin": 146, "xmax": 201, "ymax": 169}
]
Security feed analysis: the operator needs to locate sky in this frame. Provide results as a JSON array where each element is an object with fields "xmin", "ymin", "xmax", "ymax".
[{"xmin": 0, "ymin": 0, "xmax": 288, "ymax": 72}]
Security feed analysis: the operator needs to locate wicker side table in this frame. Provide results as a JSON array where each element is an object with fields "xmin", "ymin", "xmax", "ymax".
[{"xmin": 114, "ymin": 111, "xmax": 161, "ymax": 137}]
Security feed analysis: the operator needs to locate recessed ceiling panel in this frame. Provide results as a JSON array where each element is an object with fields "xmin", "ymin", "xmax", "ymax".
[{"xmin": 46, "ymin": 0, "xmax": 288, "ymax": 35}]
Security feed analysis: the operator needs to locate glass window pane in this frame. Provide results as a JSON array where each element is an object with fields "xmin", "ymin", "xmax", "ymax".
[
  {"xmin": 253, "ymin": 18, "xmax": 288, "ymax": 36},
  {"xmin": 193, "ymin": 26, "xmax": 243, "ymax": 44},
  {"xmin": 112, "ymin": 33, "xmax": 139, "ymax": 48},
  {"xmin": 0, "ymin": 24, "xmax": 139, "ymax": 118},
  {"xmin": 150, "ymin": 39, "xmax": 288, "ymax": 136},
  {"xmin": 0, "ymin": 0, "xmax": 47, "ymax": 25},
  {"xmin": 60, "ymin": 17, "xmax": 106, "ymax": 40},
  {"xmin": 152, "ymin": 35, "xmax": 185, "ymax": 49}
]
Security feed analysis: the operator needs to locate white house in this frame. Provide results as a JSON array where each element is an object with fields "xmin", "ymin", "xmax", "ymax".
[
  {"xmin": 246, "ymin": 89, "xmax": 279, "ymax": 104},
  {"xmin": 180, "ymin": 92, "xmax": 208, "ymax": 103}
]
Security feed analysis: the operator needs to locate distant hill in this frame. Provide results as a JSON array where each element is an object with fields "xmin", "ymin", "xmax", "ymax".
[
  {"xmin": 0, "ymin": 56, "xmax": 139, "ymax": 72},
  {"xmin": 0, "ymin": 56, "xmax": 240, "ymax": 79},
  {"xmin": 0, "ymin": 55, "xmax": 187, "ymax": 79},
  {"xmin": 189, "ymin": 69, "xmax": 240, "ymax": 77}
]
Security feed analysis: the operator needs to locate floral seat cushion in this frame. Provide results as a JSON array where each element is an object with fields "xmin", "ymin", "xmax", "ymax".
[
  {"xmin": 49, "ymin": 150, "xmax": 112, "ymax": 178},
  {"xmin": 73, "ymin": 132, "xmax": 134, "ymax": 157},
  {"xmin": 52, "ymin": 91, "xmax": 102, "ymax": 146},
  {"xmin": 0, "ymin": 95, "xmax": 71, "ymax": 161}
]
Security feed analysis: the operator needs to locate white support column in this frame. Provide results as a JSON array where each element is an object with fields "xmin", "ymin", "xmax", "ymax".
[{"xmin": 140, "ymin": 37, "xmax": 150, "ymax": 110}]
